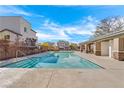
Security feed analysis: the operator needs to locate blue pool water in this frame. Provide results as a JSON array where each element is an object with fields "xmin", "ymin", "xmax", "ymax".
[{"xmin": 1, "ymin": 51, "xmax": 102, "ymax": 68}]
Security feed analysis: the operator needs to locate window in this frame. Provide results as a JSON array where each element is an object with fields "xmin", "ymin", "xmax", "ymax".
[
  {"xmin": 4, "ymin": 35, "xmax": 10, "ymax": 40},
  {"xmin": 24, "ymin": 27, "xmax": 27, "ymax": 32}
]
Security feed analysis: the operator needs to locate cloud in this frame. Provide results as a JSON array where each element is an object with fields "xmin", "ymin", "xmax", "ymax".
[
  {"xmin": 0, "ymin": 6, "xmax": 31, "ymax": 16},
  {"xmin": 0, "ymin": 6, "xmax": 98, "ymax": 43},
  {"xmin": 36, "ymin": 16, "xmax": 98, "ymax": 43},
  {"xmin": 0, "ymin": 6, "xmax": 44, "ymax": 17}
]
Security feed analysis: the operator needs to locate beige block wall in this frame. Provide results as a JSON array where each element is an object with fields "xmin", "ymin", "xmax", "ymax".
[
  {"xmin": 119, "ymin": 38, "xmax": 124, "ymax": 51},
  {"xmin": 94, "ymin": 42, "xmax": 101, "ymax": 56},
  {"xmin": 113, "ymin": 37, "xmax": 124, "ymax": 61}
]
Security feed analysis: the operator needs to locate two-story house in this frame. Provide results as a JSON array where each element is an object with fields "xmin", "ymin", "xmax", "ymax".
[{"xmin": 0, "ymin": 16, "xmax": 37, "ymax": 46}]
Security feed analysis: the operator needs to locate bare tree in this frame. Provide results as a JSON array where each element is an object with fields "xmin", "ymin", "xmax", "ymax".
[
  {"xmin": 93, "ymin": 16, "xmax": 124, "ymax": 37},
  {"xmin": 113, "ymin": 16, "xmax": 124, "ymax": 31}
]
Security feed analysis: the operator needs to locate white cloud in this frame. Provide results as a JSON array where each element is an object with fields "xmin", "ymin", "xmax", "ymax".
[
  {"xmin": 38, "ymin": 19, "xmax": 70, "ymax": 39},
  {"xmin": 36, "ymin": 29, "xmax": 70, "ymax": 41},
  {"xmin": 0, "ymin": 6, "xmax": 98, "ymax": 43},
  {"xmin": 36, "ymin": 16, "xmax": 98, "ymax": 42},
  {"xmin": 36, "ymin": 32, "xmax": 51, "ymax": 38},
  {"xmin": 0, "ymin": 6, "xmax": 31, "ymax": 16},
  {"xmin": 0, "ymin": 6, "xmax": 44, "ymax": 17}
]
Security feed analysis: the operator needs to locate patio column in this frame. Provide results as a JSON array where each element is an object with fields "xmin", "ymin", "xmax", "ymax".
[
  {"xmin": 82, "ymin": 44, "xmax": 85, "ymax": 52},
  {"xmin": 90, "ymin": 43, "xmax": 94, "ymax": 54},
  {"xmin": 113, "ymin": 37, "xmax": 124, "ymax": 61},
  {"xmin": 80, "ymin": 45, "xmax": 85, "ymax": 52},
  {"xmin": 84, "ymin": 44, "xmax": 88, "ymax": 53},
  {"xmin": 88, "ymin": 44, "xmax": 92, "ymax": 53},
  {"xmin": 94, "ymin": 42, "xmax": 101, "ymax": 56}
]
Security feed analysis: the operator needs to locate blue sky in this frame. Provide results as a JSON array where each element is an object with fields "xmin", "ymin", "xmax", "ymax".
[{"xmin": 0, "ymin": 5, "xmax": 124, "ymax": 43}]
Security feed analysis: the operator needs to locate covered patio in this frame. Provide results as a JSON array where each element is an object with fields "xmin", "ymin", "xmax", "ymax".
[{"xmin": 80, "ymin": 30, "xmax": 124, "ymax": 61}]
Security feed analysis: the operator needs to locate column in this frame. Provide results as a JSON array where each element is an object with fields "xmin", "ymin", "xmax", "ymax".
[
  {"xmin": 94, "ymin": 42, "xmax": 101, "ymax": 56},
  {"xmin": 84, "ymin": 44, "xmax": 88, "ymax": 53},
  {"xmin": 113, "ymin": 38, "xmax": 124, "ymax": 61}
]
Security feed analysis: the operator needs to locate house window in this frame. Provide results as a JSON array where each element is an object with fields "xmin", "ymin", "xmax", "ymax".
[
  {"xmin": 4, "ymin": 35, "xmax": 10, "ymax": 40},
  {"xmin": 24, "ymin": 27, "xmax": 27, "ymax": 32}
]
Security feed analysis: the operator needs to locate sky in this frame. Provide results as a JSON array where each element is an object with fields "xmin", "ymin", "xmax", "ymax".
[{"xmin": 1, "ymin": 5, "xmax": 124, "ymax": 43}]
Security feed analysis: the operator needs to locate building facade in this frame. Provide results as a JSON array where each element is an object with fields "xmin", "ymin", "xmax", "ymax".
[
  {"xmin": 57, "ymin": 40, "xmax": 70, "ymax": 50},
  {"xmin": 0, "ymin": 16, "xmax": 37, "ymax": 46},
  {"xmin": 80, "ymin": 30, "xmax": 124, "ymax": 61},
  {"xmin": 0, "ymin": 29, "xmax": 22, "ymax": 42}
]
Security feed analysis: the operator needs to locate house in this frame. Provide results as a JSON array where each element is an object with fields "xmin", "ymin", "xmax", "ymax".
[
  {"xmin": 0, "ymin": 16, "xmax": 37, "ymax": 46},
  {"xmin": 0, "ymin": 29, "xmax": 22, "ymax": 43},
  {"xmin": 57, "ymin": 40, "xmax": 70, "ymax": 50},
  {"xmin": 80, "ymin": 30, "xmax": 124, "ymax": 61}
]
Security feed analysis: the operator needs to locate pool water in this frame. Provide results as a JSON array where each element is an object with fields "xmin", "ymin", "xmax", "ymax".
[{"xmin": 1, "ymin": 51, "xmax": 102, "ymax": 68}]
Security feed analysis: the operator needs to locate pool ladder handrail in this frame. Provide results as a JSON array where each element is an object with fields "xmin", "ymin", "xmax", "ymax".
[{"xmin": 16, "ymin": 50, "xmax": 35, "ymax": 63}]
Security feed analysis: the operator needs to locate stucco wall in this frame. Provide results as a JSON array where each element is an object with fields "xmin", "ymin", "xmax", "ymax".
[
  {"xmin": 0, "ymin": 16, "xmax": 37, "ymax": 42},
  {"xmin": 108, "ymin": 40, "xmax": 114, "ymax": 58},
  {"xmin": 20, "ymin": 17, "xmax": 37, "ymax": 41},
  {"xmin": 0, "ymin": 16, "xmax": 20, "ymax": 33},
  {"xmin": 113, "ymin": 38, "xmax": 119, "ymax": 52},
  {"xmin": 20, "ymin": 18, "xmax": 31, "ymax": 41},
  {"xmin": 0, "ymin": 30, "xmax": 19, "ymax": 42}
]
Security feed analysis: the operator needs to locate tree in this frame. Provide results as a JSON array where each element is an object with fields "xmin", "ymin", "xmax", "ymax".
[
  {"xmin": 42, "ymin": 42, "xmax": 49, "ymax": 47},
  {"xmin": 40, "ymin": 42, "xmax": 49, "ymax": 51},
  {"xmin": 69, "ymin": 43, "xmax": 78, "ymax": 50},
  {"xmin": 93, "ymin": 16, "xmax": 124, "ymax": 37},
  {"xmin": 39, "ymin": 42, "xmax": 56, "ymax": 51}
]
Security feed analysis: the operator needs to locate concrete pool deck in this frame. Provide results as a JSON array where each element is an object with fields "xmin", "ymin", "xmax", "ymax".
[{"xmin": 0, "ymin": 51, "xmax": 124, "ymax": 88}]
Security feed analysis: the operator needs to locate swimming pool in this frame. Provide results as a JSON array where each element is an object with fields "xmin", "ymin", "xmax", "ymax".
[{"xmin": 1, "ymin": 51, "xmax": 102, "ymax": 69}]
